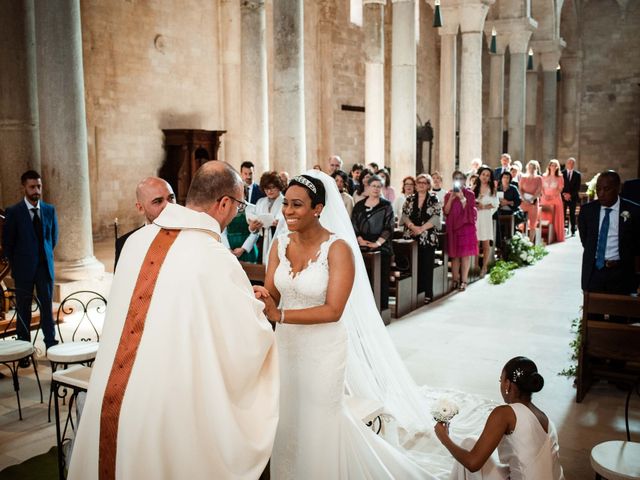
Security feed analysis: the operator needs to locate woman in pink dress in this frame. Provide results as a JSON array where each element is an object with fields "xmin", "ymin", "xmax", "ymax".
[
  {"xmin": 519, "ymin": 160, "xmax": 543, "ymax": 242},
  {"xmin": 540, "ymin": 159, "xmax": 565, "ymax": 243},
  {"xmin": 444, "ymin": 170, "xmax": 478, "ymax": 292}
]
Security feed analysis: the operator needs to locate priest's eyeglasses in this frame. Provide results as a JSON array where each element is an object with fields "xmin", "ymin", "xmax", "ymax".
[{"xmin": 219, "ymin": 195, "xmax": 249, "ymax": 213}]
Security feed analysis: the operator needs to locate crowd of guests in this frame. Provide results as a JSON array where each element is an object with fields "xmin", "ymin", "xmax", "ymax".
[{"xmin": 227, "ymin": 153, "xmax": 591, "ymax": 309}]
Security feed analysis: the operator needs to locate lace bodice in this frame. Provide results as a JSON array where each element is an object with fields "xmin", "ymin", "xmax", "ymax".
[{"xmin": 274, "ymin": 233, "xmax": 338, "ymax": 310}]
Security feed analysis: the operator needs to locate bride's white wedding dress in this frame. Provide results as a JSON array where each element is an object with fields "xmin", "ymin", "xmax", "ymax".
[
  {"xmin": 268, "ymin": 171, "xmax": 507, "ymax": 478},
  {"xmin": 271, "ymin": 233, "xmax": 433, "ymax": 479}
]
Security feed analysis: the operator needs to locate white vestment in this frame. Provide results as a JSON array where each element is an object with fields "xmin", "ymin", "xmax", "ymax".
[{"xmin": 68, "ymin": 203, "xmax": 279, "ymax": 480}]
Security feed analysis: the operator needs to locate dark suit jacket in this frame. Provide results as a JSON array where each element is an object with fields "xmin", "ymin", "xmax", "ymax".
[
  {"xmin": 494, "ymin": 167, "xmax": 509, "ymax": 182},
  {"xmin": 247, "ymin": 183, "xmax": 265, "ymax": 204},
  {"xmin": 114, "ymin": 225, "xmax": 143, "ymax": 270},
  {"xmin": 562, "ymin": 169, "xmax": 581, "ymax": 201},
  {"xmin": 622, "ymin": 179, "xmax": 640, "ymax": 205},
  {"xmin": 2, "ymin": 200, "xmax": 58, "ymax": 281},
  {"xmin": 578, "ymin": 197, "xmax": 640, "ymax": 291}
]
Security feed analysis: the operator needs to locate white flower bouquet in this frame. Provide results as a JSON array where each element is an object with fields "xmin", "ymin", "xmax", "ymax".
[
  {"xmin": 431, "ymin": 398, "xmax": 460, "ymax": 424},
  {"xmin": 506, "ymin": 232, "xmax": 547, "ymax": 267}
]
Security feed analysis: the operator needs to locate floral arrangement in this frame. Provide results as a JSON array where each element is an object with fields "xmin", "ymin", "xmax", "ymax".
[
  {"xmin": 431, "ymin": 398, "xmax": 460, "ymax": 424},
  {"xmin": 586, "ymin": 173, "xmax": 600, "ymax": 199},
  {"xmin": 488, "ymin": 260, "xmax": 519, "ymax": 284},
  {"xmin": 506, "ymin": 232, "xmax": 548, "ymax": 267}
]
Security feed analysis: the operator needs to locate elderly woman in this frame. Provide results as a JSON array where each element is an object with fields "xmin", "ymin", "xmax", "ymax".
[
  {"xmin": 331, "ymin": 169, "xmax": 355, "ymax": 216},
  {"xmin": 444, "ymin": 171, "xmax": 478, "ymax": 292},
  {"xmin": 352, "ymin": 174, "xmax": 395, "ymax": 310},
  {"xmin": 241, "ymin": 171, "xmax": 285, "ymax": 263},
  {"xmin": 402, "ymin": 174, "xmax": 442, "ymax": 303}
]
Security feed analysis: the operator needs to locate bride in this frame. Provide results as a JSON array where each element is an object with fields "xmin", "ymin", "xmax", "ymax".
[{"xmin": 255, "ymin": 172, "xmax": 491, "ymax": 478}]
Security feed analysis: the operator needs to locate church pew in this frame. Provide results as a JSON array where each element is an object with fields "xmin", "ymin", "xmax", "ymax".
[
  {"xmin": 240, "ymin": 261, "xmax": 266, "ymax": 285},
  {"xmin": 361, "ymin": 251, "xmax": 390, "ymax": 324},
  {"xmin": 576, "ymin": 292, "xmax": 640, "ymax": 402},
  {"xmin": 391, "ymin": 239, "xmax": 419, "ymax": 316}
]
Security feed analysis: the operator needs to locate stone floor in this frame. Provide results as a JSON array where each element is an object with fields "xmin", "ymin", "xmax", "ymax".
[{"xmin": 0, "ymin": 235, "xmax": 636, "ymax": 478}]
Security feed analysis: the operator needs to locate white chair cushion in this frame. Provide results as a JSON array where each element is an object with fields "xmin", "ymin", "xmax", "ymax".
[
  {"xmin": 47, "ymin": 341, "xmax": 99, "ymax": 364},
  {"xmin": 0, "ymin": 340, "xmax": 34, "ymax": 362},
  {"xmin": 591, "ymin": 441, "xmax": 640, "ymax": 480}
]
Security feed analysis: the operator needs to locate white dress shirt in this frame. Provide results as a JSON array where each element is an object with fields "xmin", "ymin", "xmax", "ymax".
[
  {"xmin": 24, "ymin": 197, "xmax": 41, "ymax": 220},
  {"xmin": 597, "ymin": 197, "xmax": 620, "ymax": 261}
]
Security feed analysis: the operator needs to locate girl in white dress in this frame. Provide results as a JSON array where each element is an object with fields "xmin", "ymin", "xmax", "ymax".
[
  {"xmin": 254, "ymin": 175, "xmax": 432, "ymax": 479},
  {"xmin": 434, "ymin": 357, "xmax": 565, "ymax": 480},
  {"xmin": 473, "ymin": 167, "xmax": 498, "ymax": 277}
]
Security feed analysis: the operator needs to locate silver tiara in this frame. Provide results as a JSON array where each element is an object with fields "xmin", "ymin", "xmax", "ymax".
[
  {"xmin": 511, "ymin": 368, "xmax": 525, "ymax": 383},
  {"xmin": 291, "ymin": 176, "xmax": 317, "ymax": 194}
]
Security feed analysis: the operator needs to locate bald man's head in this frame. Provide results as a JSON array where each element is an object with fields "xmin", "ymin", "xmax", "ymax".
[{"xmin": 135, "ymin": 177, "xmax": 176, "ymax": 223}]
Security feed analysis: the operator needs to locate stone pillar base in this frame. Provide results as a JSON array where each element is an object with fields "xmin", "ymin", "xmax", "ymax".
[{"xmin": 55, "ymin": 256, "xmax": 105, "ymax": 282}]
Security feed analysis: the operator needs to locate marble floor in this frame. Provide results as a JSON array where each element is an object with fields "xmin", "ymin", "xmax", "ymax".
[{"xmin": 0, "ymin": 235, "xmax": 636, "ymax": 478}]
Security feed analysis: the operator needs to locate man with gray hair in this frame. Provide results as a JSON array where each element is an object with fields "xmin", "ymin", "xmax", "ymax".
[
  {"xmin": 326, "ymin": 155, "xmax": 343, "ymax": 175},
  {"xmin": 69, "ymin": 161, "xmax": 279, "ymax": 479}
]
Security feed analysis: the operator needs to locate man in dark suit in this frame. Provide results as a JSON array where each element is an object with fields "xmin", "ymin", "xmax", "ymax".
[
  {"xmin": 621, "ymin": 178, "xmax": 640, "ymax": 205},
  {"xmin": 578, "ymin": 170, "xmax": 640, "ymax": 296},
  {"xmin": 240, "ymin": 161, "xmax": 265, "ymax": 204},
  {"xmin": 114, "ymin": 177, "xmax": 176, "ymax": 269},
  {"xmin": 562, "ymin": 157, "xmax": 582, "ymax": 236},
  {"xmin": 493, "ymin": 153, "xmax": 511, "ymax": 187},
  {"xmin": 2, "ymin": 170, "xmax": 58, "ymax": 358}
]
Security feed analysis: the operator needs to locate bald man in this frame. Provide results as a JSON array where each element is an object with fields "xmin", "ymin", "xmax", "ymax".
[{"xmin": 114, "ymin": 177, "xmax": 176, "ymax": 269}]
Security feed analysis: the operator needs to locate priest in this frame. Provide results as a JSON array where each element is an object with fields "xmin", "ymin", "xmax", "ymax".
[{"xmin": 68, "ymin": 161, "xmax": 279, "ymax": 480}]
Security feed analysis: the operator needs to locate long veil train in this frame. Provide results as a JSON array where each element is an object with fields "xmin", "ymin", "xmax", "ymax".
[{"xmin": 272, "ymin": 170, "xmax": 495, "ymax": 476}]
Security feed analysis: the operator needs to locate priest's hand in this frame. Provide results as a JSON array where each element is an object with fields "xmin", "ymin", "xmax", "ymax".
[{"xmin": 253, "ymin": 285, "xmax": 270, "ymax": 300}]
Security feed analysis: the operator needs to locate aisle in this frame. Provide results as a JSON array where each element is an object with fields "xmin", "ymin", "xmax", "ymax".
[{"xmin": 387, "ymin": 235, "xmax": 635, "ymax": 480}]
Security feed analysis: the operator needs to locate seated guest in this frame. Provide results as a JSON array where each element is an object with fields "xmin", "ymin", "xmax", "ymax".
[
  {"xmin": 115, "ymin": 177, "xmax": 176, "ymax": 269},
  {"xmin": 578, "ymin": 170, "xmax": 640, "ymax": 295},
  {"xmin": 352, "ymin": 168, "xmax": 373, "ymax": 204},
  {"xmin": 444, "ymin": 171, "xmax": 478, "ymax": 292},
  {"xmin": 378, "ymin": 168, "xmax": 396, "ymax": 203},
  {"xmin": 332, "ymin": 169, "xmax": 355, "ymax": 217},
  {"xmin": 394, "ymin": 176, "xmax": 416, "ymax": 223},
  {"xmin": 348, "ymin": 162, "xmax": 364, "ymax": 195},
  {"xmin": 519, "ymin": 161, "xmax": 543, "ymax": 243},
  {"xmin": 402, "ymin": 174, "xmax": 442, "ymax": 303},
  {"xmin": 240, "ymin": 171, "xmax": 285, "ymax": 263},
  {"xmin": 435, "ymin": 356, "xmax": 565, "ymax": 480},
  {"xmin": 352, "ymin": 175, "xmax": 395, "ymax": 310},
  {"xmin": 540, "ymin": 159, "xmax": 565, "ymax": 243}
]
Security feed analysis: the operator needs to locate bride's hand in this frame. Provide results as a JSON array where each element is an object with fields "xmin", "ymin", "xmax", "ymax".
[
  {"xmin": 434, "ymin": 422, "xmax": 449, "ymax": 442},
  {"xmin": 253, "ymin": 285, "xmax": 270, "ymax": 300}
]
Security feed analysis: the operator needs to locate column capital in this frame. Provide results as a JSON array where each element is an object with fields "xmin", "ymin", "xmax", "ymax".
[
  {"xmin": 530, "ymin": 38, "xmax": 566, "ymax": 70},
  {"xmin": 486, "ymin": 17, "xmax": 537, "ymax": 53},
  {"xmin": 459, "ymin": 0, "xmax": 495, "ymax": 33},
  {"xmin": 240, "ymin": 0, "xmax": 264, "ymax": 11}
]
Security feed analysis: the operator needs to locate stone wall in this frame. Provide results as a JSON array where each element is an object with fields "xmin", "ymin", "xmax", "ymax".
[
  {"xmin": 80, "ymin": 0, "xmax": 222, "ymax": 239},
  {"xmin": 572, "ymin": 0, "xmax": 640, "ymax": 182}
]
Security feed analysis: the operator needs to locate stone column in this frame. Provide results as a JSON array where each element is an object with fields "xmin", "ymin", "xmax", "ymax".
[
  {"xmin": 34, "ymin": 0, "xmax": 104, "ymax": 281},
  {"xmin": 220, "ymin": 0, "xmax": 242, "ymax": 168},
  {"xmin": 540, "ymin": 48, "xmax": 562, "ymax": 161},
  {"xmin": 364, "ymin": 0, "xmax": 386, "ymax": 168},
  {"xmin": 317, "ymin": 0, "xmax": 336, "ymax": 168},
  {"xmin": 437, "ymin": 16, "xmax": 459, "ymax": 185},
  {"xmin": 506, "ymin": 29, "xmax": 533, "ymax": 165},
  {"xmin": 0, "ymin": 0, "xmax": 40, "ymax": 206},
  {"xmin": 458, "ymin": 0, "xmax": 493, "ymax": 168},
  {"xmin": 272, "ymin": 0, "xmax": 306, "ymax": 175},
  {"xmin": 241, "ymin": 0, "xmax": 269, "ymax": 174},
  {"xmin": 525, "ymin": 53, "xmax": 539, "ymax": 163},
  {"xmin": 559, "ymin": 54, "xmax": 580, "ymax": 150},
  {"xmin": 485, "ymin": 33, "xmax": 506, "ymax": 166},
  {"xmin": 390, "ymin": 0, "xmax": 416, "ymax": 188}
]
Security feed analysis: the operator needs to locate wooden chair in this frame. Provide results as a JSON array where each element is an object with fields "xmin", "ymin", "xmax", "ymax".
[
  {"xmin": 539, "ymin": 204, "xmax": 555, "ymax": 244},
  {"xmin": 576, "ymin": 292, "xmax": 640, "ymax": 403}
]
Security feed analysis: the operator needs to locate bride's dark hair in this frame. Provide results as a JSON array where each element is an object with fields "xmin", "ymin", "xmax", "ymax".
[
  {"xmin": 287, "ymin": 175, "xmax": 326, "ymax": 207},
  {"xmin": 503, "ymin": 356, "xmax": 544, "ymax": 394}
]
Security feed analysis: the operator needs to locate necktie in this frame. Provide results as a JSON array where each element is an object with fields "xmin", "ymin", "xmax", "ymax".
[
  {"xmin": 568, "ymin": 170, "xmax": 572, "ymax": 182},
  {"xmin": 595, "ymin": 207, "xmax": 612, "ymax": 269},
  {"xmin": 245, "ymin": 185, "xmax": 250, "ymax": 202},
  {"xmin": 32, "ymin": 207, "xmax": 46, "ymax": 261}
]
